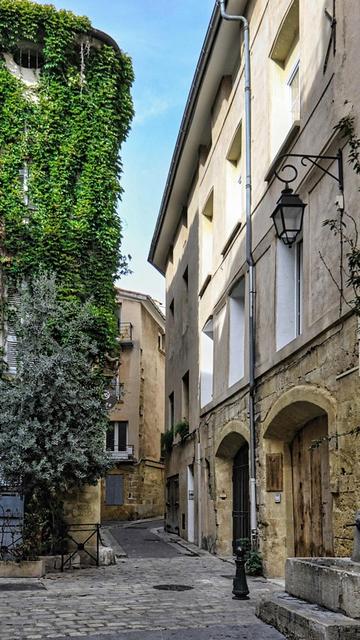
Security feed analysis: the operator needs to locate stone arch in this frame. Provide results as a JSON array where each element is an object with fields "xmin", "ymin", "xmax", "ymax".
[
  {"xmin": 215, "ymin": 419, "xmax": 249, "ymax": 459},
  {"xmin": 261, "ymin": 385, "xmax": 336, "ymax": 575},
  {"xmin": 263, "ymin": 385, "xmax": 336, "ymax": 442},
  {"xmin": 214, "ymin": 420, "xmax": 250, "ymax": 555}
]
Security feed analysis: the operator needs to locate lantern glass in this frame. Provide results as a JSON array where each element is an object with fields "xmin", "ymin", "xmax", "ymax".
[{"xmin": 271, "ymin": 187, "xmax": 306, "ymax": 247}]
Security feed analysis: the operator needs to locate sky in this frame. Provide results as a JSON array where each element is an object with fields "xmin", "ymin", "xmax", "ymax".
[{"xmin": 36, "ymin": 0, "xmax": 216, "ymax": 307}]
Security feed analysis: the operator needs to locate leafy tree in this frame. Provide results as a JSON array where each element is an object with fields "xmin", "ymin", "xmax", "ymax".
[{"xmin": 0, "ymin": 272, "xmax": 111, "ymax": 554}]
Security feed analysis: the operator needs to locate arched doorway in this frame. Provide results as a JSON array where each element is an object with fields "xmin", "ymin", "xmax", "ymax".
[
  {"xmin": 262, "ymin": 386, "xmax": 336, "ymax": 570},
  {"xmin": 232, "ymin": 443, "xmax": 250, "ymax": 550},
  {"xmin": 291, "ymin": 415, "xmax": 333, "ymax": 556},
  {"xmin": 214, "ymin": 421, "xmax": 250, "ymax": 556}
]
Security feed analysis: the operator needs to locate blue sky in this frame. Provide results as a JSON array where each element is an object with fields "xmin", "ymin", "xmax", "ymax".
[{"xmin": 37, "ymin": 0, "xmax": 215, "ymax": 306}]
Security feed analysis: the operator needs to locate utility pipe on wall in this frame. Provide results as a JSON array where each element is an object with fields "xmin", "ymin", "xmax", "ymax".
[{"xmin": 218, "ymin": 0, "xmax": 257, "ymax": 547}]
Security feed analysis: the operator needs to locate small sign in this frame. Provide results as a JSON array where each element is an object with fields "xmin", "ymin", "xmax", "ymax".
[
  {"xmin": 275, "ymin": 493, "xmax": 281, "ymax": 504},
  {"xmin": 188, "ymin": 490, "xmax": 194, "ymax": 500}
]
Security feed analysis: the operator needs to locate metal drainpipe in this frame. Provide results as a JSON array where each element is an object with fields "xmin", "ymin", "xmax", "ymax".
[{"xmin": 218, "ymin": 0, "xmax": 257, "ymax": 547}]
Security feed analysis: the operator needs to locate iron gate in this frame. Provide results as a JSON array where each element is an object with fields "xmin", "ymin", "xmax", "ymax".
[
  {"xmin": 232, "ymin": 443, "xmax": 250, "ymax": 551},
  {"xmin": 0, "ymin": 486, "xmax": 24, "ymax": 560}
]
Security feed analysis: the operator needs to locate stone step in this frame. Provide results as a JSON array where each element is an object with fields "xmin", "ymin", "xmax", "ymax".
[{"xmin": 256, "ymin": 591, "xmax": 360, "ymax": 640}]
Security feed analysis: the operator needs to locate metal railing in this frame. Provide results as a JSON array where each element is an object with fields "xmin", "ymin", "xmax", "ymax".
[
  {"xmin": 119, "ymin": 322, "xmax": 133, "ymax": 344},
  {"xmin": 61, "ymin": 523, "xmax": 101, "ymax": 571},
  {"xmin": 108, "ymin": 445, "xmax": 134, "ymax": 461}
]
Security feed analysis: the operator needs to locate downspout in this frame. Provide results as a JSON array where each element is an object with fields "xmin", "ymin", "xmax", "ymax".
[{"xmin": 218, "ymin": 0, "xmax": 257, "ymax": 547}]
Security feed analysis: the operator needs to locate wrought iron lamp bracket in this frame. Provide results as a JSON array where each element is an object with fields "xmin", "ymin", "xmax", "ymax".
[{"xmin": 274, "ymin": 149, "xmax": 344, "ymax": 193}]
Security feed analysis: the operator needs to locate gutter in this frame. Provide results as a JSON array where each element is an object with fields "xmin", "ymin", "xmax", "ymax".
[
  {"xmin": 218, "ymin": 0, "xmax": 257, "ymax": 548},
  {"xmin": 148, "ymin": 4, "xmax": 221, "ymax": 270}
]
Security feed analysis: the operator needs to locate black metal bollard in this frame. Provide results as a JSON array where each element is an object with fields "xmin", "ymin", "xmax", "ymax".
[{"xmin": 232, "ymin": 545, "xmax": 250, "ymax": 600}]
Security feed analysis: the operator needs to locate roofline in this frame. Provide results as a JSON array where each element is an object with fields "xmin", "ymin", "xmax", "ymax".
[
  {"xmin": 89, "ymin": 28, "xmax": 122, "ymax": 56},
  {"xmin": 116, "ymin": 287, "xmax": 166, "ymax": 323},
  {"xmin": 148, "ymin": 3, "xmax": 221, "ymax": 272}
]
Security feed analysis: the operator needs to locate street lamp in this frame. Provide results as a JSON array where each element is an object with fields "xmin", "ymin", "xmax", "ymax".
[
  {"xmin": 271, "ymin": 150, "xmax": 344, "ymax": 246},
  {"xmin": 271, "ymin": 183, "xmax": 306, "ymax": 247}
]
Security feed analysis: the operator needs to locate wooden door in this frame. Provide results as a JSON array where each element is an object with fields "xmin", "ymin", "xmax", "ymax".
[
  {"xmin": 166, "ymin": 475, "xmax": 179, "ymax": 534},
  {"xmin": 232, "ymin": 443, "xmax": 250, "ymax": 551},
  {"xmin": 291, "ymin": 416, "xmax": 333, "ymax": 557}
]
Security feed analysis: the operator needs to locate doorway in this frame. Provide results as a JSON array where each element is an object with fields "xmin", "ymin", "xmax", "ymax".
[
  {"xmin": 232, "ymin": 443, "xmax": 250, "ymax": 550},
  {"xmin": 166, "ymin": 475, "xmax": 179, "ymax": 534},
  {"xmin": 291, "ymin": 415, "xmax": 333, "ymax": 557}
]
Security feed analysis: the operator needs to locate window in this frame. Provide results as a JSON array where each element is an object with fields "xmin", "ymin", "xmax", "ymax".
[
  {"xmin": 13, "ymin": 44, "xmax": 44, "ymax": 70},
  {"xmin": 200, "ymin": 317, "xmax": 214, "ymax": 407},
  {"xmin": 228, "ymin": 279, "xmax": 245, "ymax": 386},
  {"xmin": 200, "ymin": 191, "xmax": 214, "ymax": 287},
  {"xmin": 269, "ymin": 0, "xmax": 300, "ymax": 157},
  {"xmin": 105, "ymin": 475, "xmax": 124, "ymax": 506},
  {"xmin": 5, "ymin": 288, "xmax": 20, "ymax": 375},
  {"xmin": 106, "ymin": 421, "xmax": 128, "ymax": 452},
  {"xmin": 226, "ymin": 123, "xmax": 242, "ymax": 235},
  {"xmin": 182, "ymin": 266, "xmax": 189, "ymax": 333},
  {"xmin": 276, "ymin": 239, "xmax": 303, "ymax": 350},
  {"xmin": 19, "ymin": 162, "xmax": 36, "ymax": 211},
  {"xmin": 169, "ymin": 298, "xmax": 174, "ymax": 317},
  {"xmin": 158, "ymin": 332, "xmax": 165, "ymax": 352},
  {"xmin": 288, "ymin": 60, "xmax": 300, "ymax": 121},
  {"xmin": 168, "ymin": 392, "xmax": 174, "ymax": 430},
  {"xmin": 182, "ymin": 371, "xmax": 189, "ymax": 422}
]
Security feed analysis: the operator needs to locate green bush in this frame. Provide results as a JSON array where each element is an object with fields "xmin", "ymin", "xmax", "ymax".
[{"xmin": 174, "ymin": 420, "xmax": 189, "ymax": 442}]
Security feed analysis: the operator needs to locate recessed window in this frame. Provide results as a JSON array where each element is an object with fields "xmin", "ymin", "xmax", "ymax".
[
  {"xmin": 106, "ymin": 421, "xmax": 128, "ymax": 453},
  {"xmin": 276, "ymin": 239, "xmax": 303, "ymax": 350},
  {"xmin": 158, "ymin": 332, "xmax": 165, "ymax": 352},
  {"xmin": 228, "ymin": 279, "xmax": 245, "ymax": 386},
  {"xmin": 200, "ymin": 191, "xmax": 214, "ymax": 288},
  {"xmin": 169, "ymin": 298, "xmax": 174, "ymax": 317},
  {"xmin": 269, "ymin": 0, "xmax": 300, "ymax": 157},
  {"xmin": 13, "ymin": 44, "xmax": 44, "ymax": 70},
  {"xmin": 182, "ymin": 371, "xmax": 189, "ymax": 422},
  {"xmin": 226, "ymin": 123, "xmax": 242, "ymax": 235},
  {"xmin": 200, "ymin": 317, "xmax": 214, "ymax": 407},
  {"xmin": 168, "ymin": 392, "xmax": 175, "ymax": 430}
]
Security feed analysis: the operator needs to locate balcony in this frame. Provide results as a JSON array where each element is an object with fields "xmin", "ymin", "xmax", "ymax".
[
  {"xmin": 108, "ymin": 445, "xmax": 134, "ymax": 461},
  {"xmin": 119, "ymin": 322, "xmax": 133, "ymax": 347}
]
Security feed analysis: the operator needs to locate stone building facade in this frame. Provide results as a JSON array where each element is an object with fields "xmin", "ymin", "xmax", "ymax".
[
  {"xmin": 101, "ymin": 289, "xmax": 165, "ymax": 522},
  {"xmin": 149, "ymin": 0, "xmax": 360, "ymax": 576}
]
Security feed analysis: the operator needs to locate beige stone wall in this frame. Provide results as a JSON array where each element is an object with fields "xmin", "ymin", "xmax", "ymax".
[
  {"xmin": 158, "ymin": 0, "xmax": 360, "ymax": 576},
  {"xmin": 101, "ymin": 290, "xmax": 165, "ymax": 522},
  {"xmin": 101, "ymin": 462, "xmax": 165, "ymax": 522}
]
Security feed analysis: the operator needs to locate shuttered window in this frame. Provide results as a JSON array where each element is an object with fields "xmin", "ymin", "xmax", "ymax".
[{"xmin": 105, "ymin": 475, "xmax": 124, "ymax": 505}]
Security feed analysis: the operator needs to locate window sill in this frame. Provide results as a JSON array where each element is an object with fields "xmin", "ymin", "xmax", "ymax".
[
  {"xmin": 198, "ymin": 273, "xmax": 212, "ymax": 299},
  {"xmin": 221, "ymin": 221, "xmax": 242, "ymax": 257},
  {"xmin": 265, "ymin": 121, "xmax": 300, "ymax": 183}
]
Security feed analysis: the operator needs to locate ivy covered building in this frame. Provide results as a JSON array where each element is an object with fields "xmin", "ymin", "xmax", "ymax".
[{"xmin": 0, "ymin": 0, "xmax": 134, "ymax": 527}]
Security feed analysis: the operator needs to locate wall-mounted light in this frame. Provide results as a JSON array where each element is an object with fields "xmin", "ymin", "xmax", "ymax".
[{"xmin": 271, "ymin": 149, "xmax": 344, "ymax": 247}]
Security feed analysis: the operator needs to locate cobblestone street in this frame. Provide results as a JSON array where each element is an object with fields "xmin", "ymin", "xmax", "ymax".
[{"xmin": 0, "ymin": 520, "xmax": 284, "ymax": 640}]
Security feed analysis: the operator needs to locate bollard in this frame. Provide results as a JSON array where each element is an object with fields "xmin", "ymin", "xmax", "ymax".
[{"xmin": 232, "ymin": 545, "xmax": 250, "ymax": 600}]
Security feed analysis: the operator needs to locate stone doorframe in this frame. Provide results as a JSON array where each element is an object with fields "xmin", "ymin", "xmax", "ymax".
[
  {"xmin": 214, "ymin": 420, "xmax": 250, "ymax": 556},
  {"xmin": 262, "ymin": 385, "xmax": 337, "ymax": 575}
]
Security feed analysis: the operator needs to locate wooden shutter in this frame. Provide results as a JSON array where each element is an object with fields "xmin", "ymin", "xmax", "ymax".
[
  {"xmin": 118, "ymin": 421, "xmax": 127, "ymax": 451},
  {"xmin": 105, "ymin": 475, "xmax": 124, "ymax": 505}
]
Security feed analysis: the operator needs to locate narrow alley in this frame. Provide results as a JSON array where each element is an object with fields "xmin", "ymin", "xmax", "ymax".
[{"xmin": 0, "ymin": 519, "xmax": 285, "ymax": 640}]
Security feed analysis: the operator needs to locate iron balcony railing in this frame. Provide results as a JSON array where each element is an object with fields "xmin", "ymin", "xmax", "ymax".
[
  {"xmin": 119, "ymin": 322, "xmax": 133, "ymax": 345},
  {"xmin": 108, "ymin": 445, "xmax": 134, "ymax": 461}
]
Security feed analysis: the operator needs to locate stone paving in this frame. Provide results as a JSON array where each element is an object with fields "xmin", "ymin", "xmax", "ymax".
[{"xmin": 0, "ymin": 521, "xmax": 285, "ymax": 640}]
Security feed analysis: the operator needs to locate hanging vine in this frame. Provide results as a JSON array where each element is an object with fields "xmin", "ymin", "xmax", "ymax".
[{"xmin": 0, "ymin": 0, "xmax": 134, "ymax": 354}]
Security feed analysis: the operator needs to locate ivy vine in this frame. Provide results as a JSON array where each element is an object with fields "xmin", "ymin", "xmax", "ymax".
[{"xmin": 0, "ymin": 0, "xmax": 134, "ymax": 353}]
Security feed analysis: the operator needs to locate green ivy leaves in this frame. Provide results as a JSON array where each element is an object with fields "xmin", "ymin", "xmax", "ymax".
[{"xmin": 0, "ymin": 0, "xmax": 134, "ymax": 354}]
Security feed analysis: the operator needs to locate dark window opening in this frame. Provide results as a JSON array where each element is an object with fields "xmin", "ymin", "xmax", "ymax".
[{"xmin": 14, "ymin": 45, "xmax": 44, "ymax": 70}]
